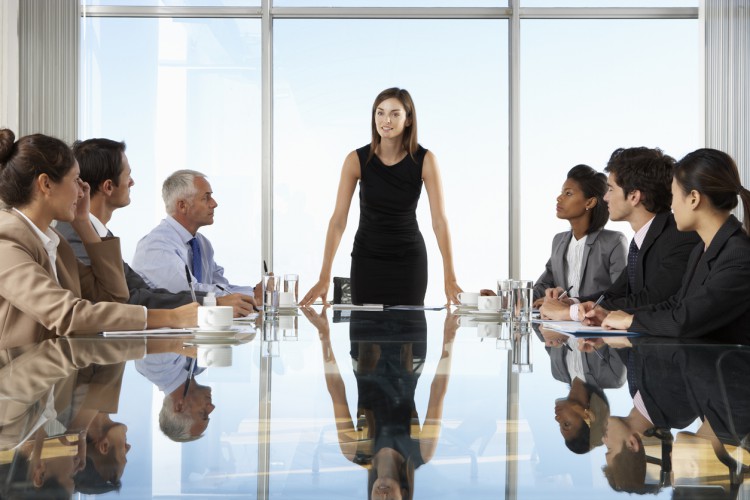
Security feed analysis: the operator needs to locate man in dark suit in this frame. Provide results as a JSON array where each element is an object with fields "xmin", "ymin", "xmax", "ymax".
[
  {"xmin": 57, "ymin": 138, "xmax": 256, "ymax": 314},
  {"xmin": 540, "ymin": 147, "xmax": 700, "ymax": 323}
]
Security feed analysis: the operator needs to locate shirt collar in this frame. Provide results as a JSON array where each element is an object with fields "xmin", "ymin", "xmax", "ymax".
[
  {"xmin": 165, "ymin": 215, "xmax": 196, "ymax": 245},
  {"xmin": 633, "ymin": 215, "xmax": 656, "ymax": 249},
  {"xmin": 14, "ymin": 208, "xmax": 60, "ymax": 252},
  {"xmin": 89, "ymin": 213, "xmax": 109, "ymax": 238}
]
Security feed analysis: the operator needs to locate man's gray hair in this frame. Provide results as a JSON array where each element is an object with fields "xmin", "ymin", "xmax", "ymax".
[
  {"xmin": 159, "ymin": 394, "xmax": 202, "ymax": 442},
  {"xmin": 162, "ymin": 169, "xmax": 207, "ymax": 216}
]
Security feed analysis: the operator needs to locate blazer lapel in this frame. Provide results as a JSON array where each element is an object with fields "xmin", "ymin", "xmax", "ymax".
[
  {"xmin": 579, "ymin": 229, "xmax": 600, "ymax": 284},
  {"xmin": 690, "ymin": 215, "xmax": 742, "ymax": 287},
  {"xmin": 552, "ymin": 232, "xmax": 572, "ymax": 287},
  {"xmin": 635, "ymin": 212, "xmax": 669, "ymax": 289}
]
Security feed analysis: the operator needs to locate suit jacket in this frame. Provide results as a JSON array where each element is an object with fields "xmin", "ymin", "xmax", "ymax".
[
  {"xmin": 548, "ymin": 344, "xmax": 627, "ymax": 389},
  {"xmin": 580, "ymin": 212, "xmax": 700, "ymax": 310},
  {"xmin": 533, "ymin": 228, "xmax": 628, "ymax": 300},
  {"xmin": 56, "ymin": 221, "xmax": 204, "ymax": 309},
  {"xmin": 0, "ymin": 210, "xmax": 146, "ymax": 349},
  {"xmin": 0, "ymin": 338, "xmax": 146, "ymax": 450},
  {"xmin": 630, "ymin": 215, "xmax": 750, "ymax": 343}
]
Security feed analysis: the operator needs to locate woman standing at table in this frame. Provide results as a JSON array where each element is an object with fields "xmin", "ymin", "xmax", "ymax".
[
  {"xmin": 531, "ymin": 165, "xmax": 627, "ymax": 307},
  {"xmin": 601, "ymin": 148, "xmax": 750, "ymax": 342},
  {"xmin": 0, "ymin": 129, "xmax": 196, "ymax": 348},
  {"xmin": 300, "ymin": 88, "xmax": 462, "ymax": 306}
]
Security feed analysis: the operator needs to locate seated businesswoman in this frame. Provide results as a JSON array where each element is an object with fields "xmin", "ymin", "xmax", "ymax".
[
  {"xmin": 0, "ymin": 129, "xmax": 197, "ymax": 348},
  {"xmin": 601, "ymin": 148, "xmax": 750, "ymax": 343},
  {"xmin": 531, "ymin": 165, "xmax": 628, "ymax": 308}
]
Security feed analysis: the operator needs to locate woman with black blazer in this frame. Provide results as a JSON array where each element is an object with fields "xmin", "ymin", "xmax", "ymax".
[
  {"xmin": 602, "ymin": 149, "xmax": 750, "ymax": 343},
  {"xmin": 532, "ymin": 165, "xmax": 628, "ymax": 306}
]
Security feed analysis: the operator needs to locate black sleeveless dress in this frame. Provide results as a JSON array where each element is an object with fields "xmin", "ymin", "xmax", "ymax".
[{"xmin": 350, "ymin": 144, "xmax": 428, "ymax": 305}]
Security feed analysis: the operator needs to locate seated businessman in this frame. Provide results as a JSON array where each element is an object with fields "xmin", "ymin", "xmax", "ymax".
[
  {"xmin": 540, "ymin": 147, "xmax": 700, "ymax": 324},
  {"xmin": 132, "ymin": 169, "xmax": 260, "ymax": 306},
  {"xmin": 57, "ymin": 139, "xmax": 256, "ymax": 316}
]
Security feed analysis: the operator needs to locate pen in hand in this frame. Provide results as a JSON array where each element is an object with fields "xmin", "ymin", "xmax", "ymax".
[
  {"xmin": 558, "ymin": 285, "xmax": 574, "ymax": 301},
  {"xmin": 185, "ymin": 264, "xmax": 198, "ymax": 303},
  {"xmin": 593, "ymin": 294, "xmax": 606, "ymax": 308}
]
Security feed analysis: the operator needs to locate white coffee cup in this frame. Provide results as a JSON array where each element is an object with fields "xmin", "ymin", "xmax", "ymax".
[
  {"xmin": 478, "ymin": 323, "xmax": 501, "ymax": 338},
  {"xmin": 458, "ymin": 316, "xmax": 477, "ymax": 327},
  {"xmin": 197, "ymin": 345, "xmax": 232, "ymax": 367},
  {"xmin": 279, "ymin": 291, "xmax": 296, "ymax": 307},
  {"xmin": 457, "ymin": 292, "xmax": 479, "ymax": 306},
  {"xmin": 478, "ymin": 295, "xmax": 502, "ymax": 311},
  {"xmin": 197, "ymin": 306, "xmax": 233, "ymax": 330}
]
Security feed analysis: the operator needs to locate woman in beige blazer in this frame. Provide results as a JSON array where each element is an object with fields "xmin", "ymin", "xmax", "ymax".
[{"xmin": 0, "ymin": 129, "xmax": 197, "ymax": 348}]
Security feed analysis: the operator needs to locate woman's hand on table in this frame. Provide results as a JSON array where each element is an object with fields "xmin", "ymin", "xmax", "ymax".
[
  {"xmin": 444, "ymin": 279, "xmax": 462, "ymax": 306},
  {"xmin": 601, "ymin": 310, "xmax": 633, "ymax": 330},
  {"xmin": 300, "ymin": 279, "xmax": 330, "ymax": 307}
]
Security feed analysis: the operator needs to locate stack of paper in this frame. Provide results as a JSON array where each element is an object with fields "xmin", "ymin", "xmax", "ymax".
[{"xmin": 540, "ymin": 321, "xmax": 634, "ymax": 336}]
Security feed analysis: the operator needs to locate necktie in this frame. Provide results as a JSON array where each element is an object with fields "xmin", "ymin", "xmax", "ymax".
[
  {"xmin": 189, "ymin": 237, "xmax": 202, "ymax": 282},
  {"xmin": 627, "ymin": 238, "xmax": 639, "ymax": 292}
]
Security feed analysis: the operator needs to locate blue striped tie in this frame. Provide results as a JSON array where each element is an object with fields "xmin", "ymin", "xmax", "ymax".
[
  {"xmin": 189, "ymin": 237, "xmax": 202, "ymax": 282},
  {"xmin": 627, "ymin": 238, "xmax": 639, "ymax": 292}
]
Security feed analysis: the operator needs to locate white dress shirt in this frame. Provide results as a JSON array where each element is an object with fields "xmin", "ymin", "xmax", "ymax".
[
  {"xmin": 14, "ymin": 208, "xmax": 60, "ymax": 284},
  {"xmin": 565, "ymin": 234, "xmax": 587, "ymax": 299}
]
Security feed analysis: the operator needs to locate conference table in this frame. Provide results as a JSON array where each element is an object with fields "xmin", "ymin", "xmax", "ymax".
[{"xmin": 1, "ymin": 307, "xmax": 748, "ymax": 499}]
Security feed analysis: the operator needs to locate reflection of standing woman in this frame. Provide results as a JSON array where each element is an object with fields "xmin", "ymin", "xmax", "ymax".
[
  {"xmin": 300, "ymin": 88, "xmax": 462, "ymax": 306},
  {"xmin": 532, "ymin": 165, "xmax": 627, "ymax": 306}
]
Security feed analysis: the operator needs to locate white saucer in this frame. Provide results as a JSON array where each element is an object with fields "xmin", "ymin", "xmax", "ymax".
[
  {"xmin": 186, "ymin": 332, "xmax": 256, "ymax": 345},
  {"xmin": 189, "ymin": 326, "xmax": 242, "ymax": 337},
  {"xmin": 467, "ymin": 309, "xmax": 506, "ymax": 317}
]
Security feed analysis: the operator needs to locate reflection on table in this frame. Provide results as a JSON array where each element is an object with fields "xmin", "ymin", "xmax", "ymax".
[{"xmin": 0, "ymin": 309, "xmax": 747, "ymax": 498}]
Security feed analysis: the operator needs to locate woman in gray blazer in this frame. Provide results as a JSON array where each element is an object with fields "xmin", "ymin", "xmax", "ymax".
[{"xmin": 533, "ymin": 165, "xmax": 628, "ymax": 305}]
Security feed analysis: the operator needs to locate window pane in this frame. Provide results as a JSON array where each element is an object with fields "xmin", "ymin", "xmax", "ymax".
[
  {"xmin": 519, "ymin": 19, "xmax": 700, "ymax": 284},
  {"xmin": 84, "ymin": 0, "xmax": 260, "ymax": 6},
  {"xmin": 274, "ymin": 19, "xmax": 508, "ymax": 306},
  {"xmin": 80, "ymin": 17, "xmax": 262, "ymax": 288},
  {"xmin": 522, "ymin": 0, "xmax": 697, "ymax": 6},
  {"xmin": 274, "ymin": 0, "xmax": 504, "ymax": 6}
]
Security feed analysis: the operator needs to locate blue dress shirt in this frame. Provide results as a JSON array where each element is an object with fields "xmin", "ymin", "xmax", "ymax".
[{"xmin": 131, "ymin": 216, "xmax": 254, "ymax": 296}]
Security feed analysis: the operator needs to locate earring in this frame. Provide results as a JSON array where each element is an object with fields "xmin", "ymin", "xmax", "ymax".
[{"xmin": 585, "ymin": 207, "xmax": 590, "ymax": 211}]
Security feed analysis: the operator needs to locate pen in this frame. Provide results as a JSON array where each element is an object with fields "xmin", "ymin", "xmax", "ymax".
[
  {"xmin": 593, "ymin": 294, "xmax": 606, "ymax": 308},
  {"xmin": 185, "ymin": 264, "xmax": 198, "ymax": 303},
  {"xmin": 558, "ymin": 285, "xmax": 574, "ymax": 301},
  {"xmin": 263, "ymin": 260, "xmax": 268, "ymax": 274}
]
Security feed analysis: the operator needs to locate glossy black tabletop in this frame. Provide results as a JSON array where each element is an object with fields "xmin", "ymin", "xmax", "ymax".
[{"xmin": 1, "ymin": 308, "xmax": 748, "ymax": 499}]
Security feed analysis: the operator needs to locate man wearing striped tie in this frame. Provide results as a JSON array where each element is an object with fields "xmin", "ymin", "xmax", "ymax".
[{"xmin": 540, "ymin": 147, "xmax": 700, "ymax": 323}]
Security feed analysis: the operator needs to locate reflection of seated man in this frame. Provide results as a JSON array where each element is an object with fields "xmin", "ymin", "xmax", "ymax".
[
  {"xmin": 132, "ymin": 169, "xmax": 260, "ymax": 307},
  {"xmin": 56, "ymin": 139, "xmax": 255, "ymax": 317},
  {"xmin": 601, "ymin": 341, "xmax": 699, "ymax": 493},
  {"xmin": 302, "ymin": 307, "xmax": 456, "ymax": 500},
  {"xmin": 135, "ymin": 353, "xmax": 215, "ymax": 442},
  {"xmin": 0, "ymin": 428, "xmax": 84, "ymax": 497}
]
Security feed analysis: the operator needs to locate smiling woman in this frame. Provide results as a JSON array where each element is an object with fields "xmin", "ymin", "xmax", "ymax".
[
  {"xmin": 0, "ymin": 128, "xmax": 197, "ymax": 348},
  {"xmin": 300, "ymin": 88, "xmax": 464, "ymax": 307}
]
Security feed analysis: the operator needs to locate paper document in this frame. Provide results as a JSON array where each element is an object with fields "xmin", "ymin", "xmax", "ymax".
[
  {"xmin": 102, "ymin": 328, "xmax": 192, "ymax": 337},
  {"xmin": 386, "ymin": 305, "xmax": 445, "ymax": 311},
  {"xmin": 331, "ymin": 304, "xmax": 384, "ymax": 311},
  {"xmin": 542, "ymin": 321, "xmax": 634, "ymax": 336}
]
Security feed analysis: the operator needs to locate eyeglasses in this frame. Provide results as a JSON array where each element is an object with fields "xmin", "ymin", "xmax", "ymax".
[{"xmin": 183, "ymin": 357, "xmax": 197, "ymax": 398}]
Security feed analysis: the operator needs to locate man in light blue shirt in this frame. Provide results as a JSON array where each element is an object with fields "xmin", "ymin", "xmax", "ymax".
[{"xmin": 132, "ymin": 170, "xmax": 259, "ymax": 303}]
